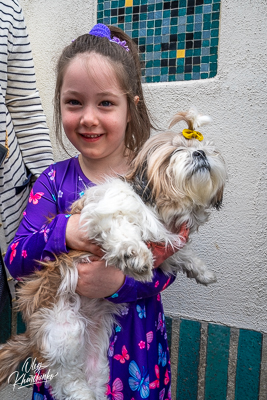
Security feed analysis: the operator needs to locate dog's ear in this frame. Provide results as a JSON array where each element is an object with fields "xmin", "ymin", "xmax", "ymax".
[
  {"xmin": 211, "ymin": 186, "xmax": 224, "ymax": 210},
  {"xmin": 70, "ymin": 196, "xmax": 86, "ymax": 214},
  {"xmin": 131, "ymin": 160, "xmax": 154, "ymax": 204}
]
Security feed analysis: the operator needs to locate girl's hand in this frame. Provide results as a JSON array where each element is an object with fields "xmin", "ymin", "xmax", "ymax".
[
  {"xmin": 76, "ymin": 257, "xmax": 125, "ymax": 298},
  {"xmin": 147, "ymin": 222, "xmax": 189, "ymax": 268},
  {"xmin": 66, "ymin": 214, "xmax": 104, "ymax": 257}
]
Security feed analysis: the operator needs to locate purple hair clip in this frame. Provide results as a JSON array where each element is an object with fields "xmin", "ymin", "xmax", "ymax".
[
  {"xmin": 88, "ymin": 23, "xmax": 130, "ymax": 52},
  {"xmin": 110, "ymin": 36, "xmax": 129, "ymax": 52}
]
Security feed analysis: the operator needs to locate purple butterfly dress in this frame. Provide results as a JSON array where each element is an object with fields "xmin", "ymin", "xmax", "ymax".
[{"xmin": 5, "ymin": 157, "xmax": 174, "ymax": 400}]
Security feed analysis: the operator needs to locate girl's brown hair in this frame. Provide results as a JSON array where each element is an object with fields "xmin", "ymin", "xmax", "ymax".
[{"xmin": 54, "ymin": 25, "xmax": 153, "ymax": 155}]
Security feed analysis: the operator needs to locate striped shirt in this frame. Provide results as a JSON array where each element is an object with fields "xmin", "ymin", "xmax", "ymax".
[{"xmin": 0, "ymin": 0, "xmax": 54, "ymax": 246}]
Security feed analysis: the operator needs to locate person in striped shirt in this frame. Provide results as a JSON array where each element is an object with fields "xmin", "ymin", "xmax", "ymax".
[
  {"xmin": 0, "ymin": 0, "xmax": 54, "ymax": 357},
  {"xmin": 0, "ymin": 0, "xmax": 54, "ymax": 248}
]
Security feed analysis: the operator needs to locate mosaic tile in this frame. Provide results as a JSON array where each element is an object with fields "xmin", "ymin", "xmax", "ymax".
[{"xmin": 97, "ymin": 0, "xmax": 221, "ymax": 82}]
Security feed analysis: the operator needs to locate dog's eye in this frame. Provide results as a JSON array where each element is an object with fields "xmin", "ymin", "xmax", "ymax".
[{"xmin": 171, "ymin": 149, "xmax": 183, "ymax": 156}]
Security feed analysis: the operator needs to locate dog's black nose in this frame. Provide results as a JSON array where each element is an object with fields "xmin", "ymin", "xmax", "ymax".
[{"xmin": 193, "ymin": 150, "xmax": 206, "ymax": 159}]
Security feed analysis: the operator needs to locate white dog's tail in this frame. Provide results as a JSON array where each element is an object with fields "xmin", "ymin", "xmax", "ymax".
[{"xmin": 169, "ymin": 107, "xmax": 211, "ymax": 131}]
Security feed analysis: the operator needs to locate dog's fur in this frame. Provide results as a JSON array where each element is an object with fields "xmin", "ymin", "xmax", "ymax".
[{"xmin": 0, "ymin": 109, "xmax": 227, "ymax": 400}]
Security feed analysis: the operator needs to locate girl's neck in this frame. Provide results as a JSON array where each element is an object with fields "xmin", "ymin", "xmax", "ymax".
[{"xmin": 78, "ymin": 153, "xmax": 131, "ymax": 184}]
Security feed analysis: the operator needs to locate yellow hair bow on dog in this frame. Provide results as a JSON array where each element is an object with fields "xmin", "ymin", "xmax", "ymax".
[{"xmin": 182, "ymin": 129, "xmax": 204, "ymax": 141}]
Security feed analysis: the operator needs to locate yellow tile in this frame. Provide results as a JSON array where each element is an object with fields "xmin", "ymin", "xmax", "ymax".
[
  {"xmin": 177, "ymin": 49, "xmax": 185, "ymax": 58},
  {"xmin": 125, "ymin": 0, "xmax": 133, "ymax": 6}
]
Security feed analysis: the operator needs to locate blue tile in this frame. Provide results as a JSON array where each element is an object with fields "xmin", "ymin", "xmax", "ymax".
[
  {"xmin": 194, "ymin": 48, "xmax": 201, "ymax": 56},
  {"xmin": 186, "ymin": 24, "xmax": 194, "ymax": 32},
  {"xmin": 179, "ymin": 8, "xmax": 187, "ymax": 16},
  {"xmin": 176, "ymin": 74, "xmax": 184, "ymax": 81},
  {"xmin": 155, "ymin": 11, "xmax": 162, "ymax": 19},
  {"xmin": 154, "ymin": 51, "xmax": 161, "ymax": 59},
  {"xmin": 192, "ymin": 72, "xmax": 201, "ymax": 80},
  {"xmin": 139, "ymin": 29, "xmax": 146, "ymax": 37},
  {"xmin": 163, "ymin": 10, "xmax": 170, "ymax": 18},
  {"xmin": 195, "ymin": 5, "xmax": 203, "ymax": 14},
  {"xmin": 235, "ymin": 330, "xmax": 262, "ymax": 400},
  {"xmin": 187, "ymin": 15, "xmax": 194, "ymax": 23},
  {"xmin": 195, "ymin": 23, "xmax": 202, "ymax": 31},
  {"xmin": 146, "ymin": 68, "xmax": 153, "ymax": 76},
  {"xmin": 178, "ymin": 25, "xmax": 186, "ymax": 33},
  {"xmin": 203, "ymin": 30, "xmax": 211, "ymax": 38},
  {"xmin": 178, "ymin": 16, "xmax": 186, "ymax": 25},
  {"xmin": 160, "ymin": 75, "xmax": 168, "ymax": 82},
  {"xmin": 195, "ymin": 14, "xmax": 203, "ymax": 22},
  {"xmin": 202, "ymin": 47, "xmax": 210, "ymax": 55},
  {"xmin": 163, "ymin": 18, "xmax": 170, "ymax": 26},
  {"xmin": 204, "ymin": 5, "xmax": 212, "ymax": 13},
  {"xmin": 154, "ymin": 36, "xmax": 162, "ymax": 44},
  {"xmin": 201, "ymin": 63, "xmax": 209, "ymax": 72},
  {"xmin": 162, "ymin": 26, "xmax": 170, "ymax": 34}
]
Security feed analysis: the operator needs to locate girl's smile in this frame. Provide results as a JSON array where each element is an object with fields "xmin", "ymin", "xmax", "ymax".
[
  {"xmin": 60, "ymin": 53, "xmax": 130, "ymax": 179},
  {"xmin": 80, "ymin": 133, "xmax": 103, "ymax": 142}
]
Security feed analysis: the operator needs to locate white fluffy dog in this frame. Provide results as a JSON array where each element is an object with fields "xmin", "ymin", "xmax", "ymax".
[{"xmin": 0, "ymin": 109, "xmax": 227, "ymax": 400}]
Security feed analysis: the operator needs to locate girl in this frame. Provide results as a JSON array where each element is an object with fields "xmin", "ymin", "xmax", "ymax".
[{"xmin": 5, "ymin": 24, "xmax": 187, "ymax": 400}]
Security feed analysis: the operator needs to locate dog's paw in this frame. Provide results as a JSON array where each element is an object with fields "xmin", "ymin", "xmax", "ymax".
[
  {"xmin": 120, "ymin": 243, "xmax": 154, "ymax": 282},
  {"xmin": 182, "ymin": 258, "xmax": 217, "ymax": 285},
  {"xmin": 195, "ymin": 269, "xmax": 217, "ymax": 285}
]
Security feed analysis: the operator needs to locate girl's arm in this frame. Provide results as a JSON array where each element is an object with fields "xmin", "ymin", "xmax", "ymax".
[
  {"xmin": 76, "ymin": 224, "xmax": 188, "ymax": 300},
  {"xmin": 5, "ymin": 166, "xmax": 103, "ymax": 279},
  {"xmin": 75, "ymin": 259, "xmax": 176, "ymax": 302},
  {"xmin": 107, "ymin": 268, "xmax": 176, "ymax": 303},
  {"xmin": 5, "ymin": 168, "xmax": 68, "ymax": 279}
]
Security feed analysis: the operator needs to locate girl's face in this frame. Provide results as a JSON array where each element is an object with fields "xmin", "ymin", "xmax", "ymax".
[{"xmin": 60, "ymin": 53, "xmax": 129, "ymax": 166}]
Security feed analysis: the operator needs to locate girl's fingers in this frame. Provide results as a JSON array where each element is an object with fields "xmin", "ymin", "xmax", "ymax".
[
  {"xmin": 76, "ymin": 260, "xmax": 125, "ymax": 298},
  {"xmin": 87, "ymin": 243, "xmax": 105, "ymax": 258},
  {"xmin": 66, "ymin": 214, "xmax": 105, "ymax": 255}
]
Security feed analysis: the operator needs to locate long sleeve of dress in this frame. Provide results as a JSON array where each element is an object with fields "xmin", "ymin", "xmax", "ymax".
[
  {"xmin": 106, "ymin": 268, "xmax": 176, "ymax": 303},
  {"xmin": 106, "ymin": 268, "xmax": 175, "ymax": 303},
  {"xmin": 4, "ymin": 168, "xmax": 69, "ymax": 279}
]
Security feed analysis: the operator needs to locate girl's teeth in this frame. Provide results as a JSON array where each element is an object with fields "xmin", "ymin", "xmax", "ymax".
[{"xmin": 83, "ymin": 134, "xmax": 101, "ymax": 138}]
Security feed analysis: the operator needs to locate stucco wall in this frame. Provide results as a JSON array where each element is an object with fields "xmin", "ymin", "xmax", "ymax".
[{"xmin": 20, "ymin": 0, "xmax": 267, "ymax": 332}]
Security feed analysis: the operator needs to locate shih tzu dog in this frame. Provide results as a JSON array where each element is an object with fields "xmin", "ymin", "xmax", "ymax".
[{"xmin": 0, "ymin": 109, "xmax": 227, "ymax": 400}]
